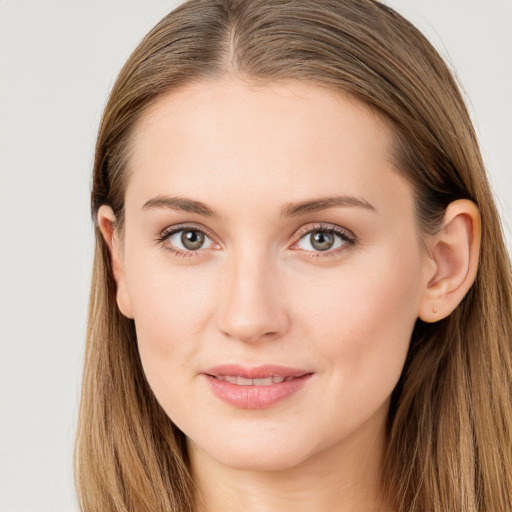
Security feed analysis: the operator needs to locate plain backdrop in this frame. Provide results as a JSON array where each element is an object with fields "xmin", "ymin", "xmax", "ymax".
[{"xmin": 0, "ymin": 1, "xmax": 510, "ymax": 511}]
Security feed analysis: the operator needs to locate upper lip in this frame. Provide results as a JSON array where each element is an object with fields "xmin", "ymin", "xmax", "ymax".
[{"xmin": 203, "ymin": 364, "xmax": 311, "ymax": 379}]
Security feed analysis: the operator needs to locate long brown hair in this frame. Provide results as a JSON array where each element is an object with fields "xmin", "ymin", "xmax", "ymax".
[{"xmin": 75, "ymin": 1, "xmax": 512, "ymax": 510}]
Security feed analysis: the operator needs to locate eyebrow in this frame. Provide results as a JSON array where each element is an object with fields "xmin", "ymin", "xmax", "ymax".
[
  {"xmin": 142, "ymin": 196, "xmax": 220, "ymax": 217},
  {"xmin": 141, "ymin": 194, "xmax": 375, "ymax": 217},
  {"xmin": 280, "ymin": 196, "xmax": 375, "ymax": 216}
]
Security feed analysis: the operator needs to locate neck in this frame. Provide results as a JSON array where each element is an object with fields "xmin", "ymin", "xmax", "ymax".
[{"xmin": 189, "ymin": 411, "xmax": 393, "ymax": 512}]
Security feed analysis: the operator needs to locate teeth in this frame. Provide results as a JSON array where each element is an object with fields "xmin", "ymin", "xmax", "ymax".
[
  {"xmin": 236, "ymin": 376, "xmax": 253, "ymax": 386},
  {"xmin": 216, "ymin": 375, "xmax": 290, "ymax": 386},
  {"xmin": 252, "ymin": 377, "xmax": 272, "ymax": 386}
]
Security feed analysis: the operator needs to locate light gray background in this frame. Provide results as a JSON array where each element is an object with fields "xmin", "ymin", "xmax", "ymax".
[{"xmin": 0, "ymin": 1, "xmax": 510, "ymax": 511}]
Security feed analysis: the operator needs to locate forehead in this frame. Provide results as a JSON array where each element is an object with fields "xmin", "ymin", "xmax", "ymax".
[
  {"xmin": 124, "ymin": 78, "xmax": 411, "ymax": 219},
  {"xmin": 131, "ymin": 77, "xmax": 394, "ymax": 160}
]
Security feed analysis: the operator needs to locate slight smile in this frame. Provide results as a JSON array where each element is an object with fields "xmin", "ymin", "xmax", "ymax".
[{"xmin": 202, "ymin": 365, "xmax": 314, "ymax": 409}]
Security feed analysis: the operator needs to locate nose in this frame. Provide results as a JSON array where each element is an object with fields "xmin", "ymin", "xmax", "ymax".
[{"xmin": 216, "ymin": 251, "xmax": 290, "ymax": 344}]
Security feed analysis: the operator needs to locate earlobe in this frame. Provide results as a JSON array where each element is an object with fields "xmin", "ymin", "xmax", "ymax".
[
  {"xmin": 418, "ymin": 199, "xmax": 481, "ymax": 323},
  {"xmin": 97, "ymin": 205, "xmax": 134, "ymax": 319}
]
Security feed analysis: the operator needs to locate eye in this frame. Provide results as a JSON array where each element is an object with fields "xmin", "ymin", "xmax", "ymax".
[
  {"xmin": 159, "ymin": 225, "xmax": 218, "ymax": 254},
  {"xmin": 293, "ymin": 225, "xmax": 355, "ymax": 254}
]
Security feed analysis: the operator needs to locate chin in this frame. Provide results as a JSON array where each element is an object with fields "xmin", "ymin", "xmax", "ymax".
[
  {"xmin": 212, "ymin": 450, "xmax": 308, "ymax": 472},
  {"xmin": 189, "ymin": 433, "xmax": 315, "ymax": 472}
]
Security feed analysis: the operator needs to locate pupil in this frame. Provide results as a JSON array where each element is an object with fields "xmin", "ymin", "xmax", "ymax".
[
  {"xmin": 311, "ymin": 231, "xmax": 334, "ymax": 251},
  {"xmin": 181, "ymin": 230, "xmax": 204, "ymax": 250}
]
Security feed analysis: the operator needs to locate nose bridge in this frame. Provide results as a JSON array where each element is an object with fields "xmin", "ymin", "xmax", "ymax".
[{"xmin": 217, "ymin": 244, "xmax": 289, "ymax": 343}]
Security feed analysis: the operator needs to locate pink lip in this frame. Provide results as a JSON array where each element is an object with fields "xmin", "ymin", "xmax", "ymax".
[{"xmin": 202, "ymin": 364, "xmax": 313, "ymax": 409}]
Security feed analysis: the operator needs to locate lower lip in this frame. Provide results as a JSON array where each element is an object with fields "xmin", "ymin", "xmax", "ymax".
[{"xmin": 204, "ymin": 374, "xmax": 313, "ymax": 409}]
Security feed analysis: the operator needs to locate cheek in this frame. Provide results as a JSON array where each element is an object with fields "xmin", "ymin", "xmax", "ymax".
[
  {"xmin": 125, "ymin": 256, "xmax": 220, "ymax": 396},
  {"xmin": 295, "ymin": 245, "xmax": 422, "ymax": 386}
]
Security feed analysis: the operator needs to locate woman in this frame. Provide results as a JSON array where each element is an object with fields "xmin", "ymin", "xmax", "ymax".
[{"xmin": 75, "ymin": 0, "xmax": 512, "ymax": 510}]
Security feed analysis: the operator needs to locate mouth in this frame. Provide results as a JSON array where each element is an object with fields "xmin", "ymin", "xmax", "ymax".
[
  {"xmin": 212, "ymin": 375, "xmax": 298, "ymax": 385},
  {"xmin": 202, "ymin": 365, "xmax": 313, "ymax": 409}
]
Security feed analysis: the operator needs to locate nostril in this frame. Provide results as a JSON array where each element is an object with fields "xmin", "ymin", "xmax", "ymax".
[{"xmin": 218, "ymin": 324, "xmax": 282, "ymax": 344}]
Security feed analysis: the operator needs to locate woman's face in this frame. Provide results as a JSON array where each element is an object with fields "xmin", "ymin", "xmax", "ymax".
[{"xmin": 111, "ymin": 78, "xmax": 433, "ymax": 472}]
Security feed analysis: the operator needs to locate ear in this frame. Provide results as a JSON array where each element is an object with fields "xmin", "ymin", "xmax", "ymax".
[
  {"xmin": 418, "ymin": 199, "xmax": 481, "ymax": 323},
  {"xmin": 97, "ymin": 205, "xmax": 134, "ymax": 319}
]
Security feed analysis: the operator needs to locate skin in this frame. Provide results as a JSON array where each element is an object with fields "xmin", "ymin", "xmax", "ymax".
[{"xmin": 99, "ymin": 78, "xmax": 481, "ymax": 512}]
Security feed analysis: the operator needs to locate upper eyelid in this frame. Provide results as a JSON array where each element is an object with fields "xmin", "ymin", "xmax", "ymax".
[
  {"xmin": 159, "ymin": 222, "xmax": 217, "ymax": 241},
  {"xmin": 291, "ymin": 223, "xmax": 356, "ymax": 242}
]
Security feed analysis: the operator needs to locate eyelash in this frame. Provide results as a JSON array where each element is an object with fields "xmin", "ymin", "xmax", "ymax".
[
  {"xmin": 291, "ymin": 224, "xmax": 356, "ymax": 259},
  {"xmin": 157, "ymin": 223, "xmax": 218, "ymax": 258},
  {"xmin": 156, "ymin": 223, "xmax": 356, "ymax": 259}
]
